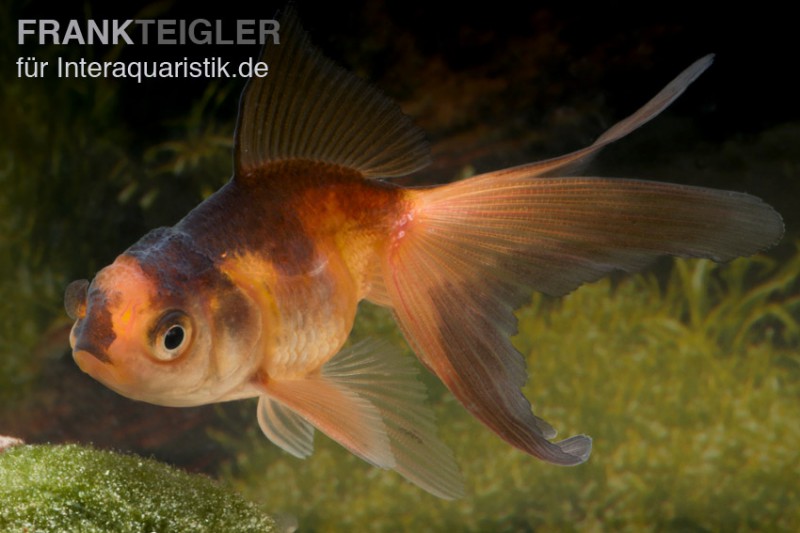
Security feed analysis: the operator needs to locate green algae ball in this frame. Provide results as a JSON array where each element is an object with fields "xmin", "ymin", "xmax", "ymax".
[{"xmin": 0, "ymin": 444, "xmax": 276, "ymax": 532}]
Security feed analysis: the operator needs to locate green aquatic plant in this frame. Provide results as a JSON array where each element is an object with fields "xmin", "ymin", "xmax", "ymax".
[
  {"xmin": 221, "ymin": 251, "xmax": 800, "ymax": 531},
  {"xmin": 642, "ymin": 249, "xmax": 800, "ymax": 356},
  {"xmin": 0, "ymin": 37, "xmax": 235, "ymax": 406},
  {"xmin": 0, "ymin": 443, "xmax": 276, "ymax": 532},
  {"xmin": 510, "ymin": 252, "xmax": 800, "ymax": 530},
  {"xmin": 0, "ymin": 60, "xmax": 129, "ymax": 403}
]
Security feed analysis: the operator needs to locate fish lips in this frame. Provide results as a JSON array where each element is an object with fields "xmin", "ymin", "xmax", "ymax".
[{"xmin": 72, "ymin": 342, "xmax": 111, "ymax": 364}]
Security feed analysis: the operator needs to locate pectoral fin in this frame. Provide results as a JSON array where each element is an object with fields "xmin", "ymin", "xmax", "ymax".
[
  {"xmin": 257, "ymin": 396, "xmax": 315, "ymax": 459},
  {"xmin": 258, "ymin": 370, "xmax": 394, "ymax": 469}
]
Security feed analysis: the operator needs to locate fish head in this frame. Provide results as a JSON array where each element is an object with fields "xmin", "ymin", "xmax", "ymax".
[{"xmin": 65, "ymin": 251, "xmax": 263, "ymax": 407}]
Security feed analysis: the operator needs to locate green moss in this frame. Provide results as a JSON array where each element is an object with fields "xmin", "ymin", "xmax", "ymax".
[{"xmin": 0, "ymin": 444, "xmax": 275, "ymax": 532}]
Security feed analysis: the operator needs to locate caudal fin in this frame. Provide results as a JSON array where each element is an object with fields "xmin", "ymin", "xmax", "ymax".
[{"xmin": 381, "ymin": 58, "xmax": 783, "ymax": 465}]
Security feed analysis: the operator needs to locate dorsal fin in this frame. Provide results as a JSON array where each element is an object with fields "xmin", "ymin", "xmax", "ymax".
[{"xmin": 234, "ymin": 6, "xmax": 430, "ymax": 178}]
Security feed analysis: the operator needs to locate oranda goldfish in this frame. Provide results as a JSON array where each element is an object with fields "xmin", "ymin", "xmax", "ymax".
[{"xmin": 65, "ymin": 8, "xmax": 783, "ymax": 499}]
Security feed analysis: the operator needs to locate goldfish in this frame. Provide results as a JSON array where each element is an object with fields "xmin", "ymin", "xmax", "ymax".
[{"xmin": 64, "ymin": 7, "xmax": 783, "ymax": 499}]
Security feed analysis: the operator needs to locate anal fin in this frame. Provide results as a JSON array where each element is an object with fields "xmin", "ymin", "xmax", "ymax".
[
  {"xmin": 256, "ymin": 340, "xmax": 465, "ymax": 499},
  {"xmin": 323, "ymin": 340, "xmax": 465, "ymax": 499}
]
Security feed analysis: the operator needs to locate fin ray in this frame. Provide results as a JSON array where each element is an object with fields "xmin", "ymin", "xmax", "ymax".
[
  {"xmin": 385, "ymin": 174, "xmax": 781, "ymax": 464},
  {"xmin": 261, "ymin": 372, "xmax": 394, "ymax": 469},
  {"xmin": 257, "ymin": 396, "xmax": 315, "ymax": 459},
  {"xmin": 234, "ymin": 6, "xmax": 429, "ymax": 178},
  {"xmin": 383, "ymin": 55, "xmax": 782, "ymax": 463},
  {"xmin": 492, "ymin": 54, "xmax": 714, "ymax": 178},
  {"xmin": 385, "ymin": 242, "xmax": 592, "ymax": 465},
  {"xmin": 323, "ymin": 339, "xmax": 465, "ymax": 499}
]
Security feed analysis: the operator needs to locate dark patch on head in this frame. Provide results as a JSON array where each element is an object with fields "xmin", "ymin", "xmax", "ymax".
[
  {"xmin": 124, "ymin": 226, "xmax": 253, "ymax": 325},
  {"xmin": 171, "ymin": 178, "xmax": 318, "ymax": 277},
  {"xmin": 125, "ymin": 227, "xmax": 220, "ymax": 309},
  {"xmin": 127, "ymin": 228, "xmax": 214, "ymax": 288},
  {"xmin": 72, "ymin": 284, "xmax": 116, "ymax": 362}
]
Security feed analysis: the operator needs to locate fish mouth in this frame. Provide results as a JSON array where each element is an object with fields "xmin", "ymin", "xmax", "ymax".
[
  {"xmin": 70, "ymin": 311, "xmax": 114, "ymax": 365},
  {"xmin": 67, "ymin": 279, "xmax": 117, "ymax": 363},
  {"xmin": 73, "ymin": 343, "xmax": 111, "ymax": 364},
  {"xmin": 73, "ymin": 348, "xmax": 122, "ymax": 393}
]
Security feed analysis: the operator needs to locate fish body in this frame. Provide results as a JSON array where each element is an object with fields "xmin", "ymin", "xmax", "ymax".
[
  {"xmin": 177, "ymin": 162, "xmax": 403, "ymax": 382},
  {"xmin": 73, "ymin": 162, "xmax": 401, "ymax": 401},
  {"xmin": 66, "ymin": 8, "xmax": 783, "ymax": 499}
]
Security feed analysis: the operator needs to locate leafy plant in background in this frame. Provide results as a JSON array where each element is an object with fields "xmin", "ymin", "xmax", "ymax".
[
  {"xmin": 0, "ymin": 29, "xmax": 236, "ymax": 405},
  {"xmin": 221, "ymin": 251, "xmax": 800, "ymax": 531},
  {"xmin": 1, "ymin": 47, "xmax": 131, "ymax": 402}
]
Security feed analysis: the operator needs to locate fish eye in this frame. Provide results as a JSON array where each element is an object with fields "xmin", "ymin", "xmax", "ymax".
[
  {"xmin": 151, "ymin": 311, "xmax": 193, "ymax": 362},
  {"xmin": 163, "ymin": 325, "xmax": 185, "ymax": 350}
]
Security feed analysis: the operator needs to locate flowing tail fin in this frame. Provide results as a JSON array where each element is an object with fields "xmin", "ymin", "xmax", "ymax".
[{"xmin": 380, "ymin": 58, "xmax": 784, "ymax": 465}]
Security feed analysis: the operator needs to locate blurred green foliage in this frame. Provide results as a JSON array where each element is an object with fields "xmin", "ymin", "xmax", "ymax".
[
  {"xmin": 222, "ymin": 253, "xmax": 800, "ymax": 531},
  {"xmin": 0, "ymin": 443, "xmax": 276, "ymax": 532},
  {"xmin": 0, "ymin": 15, "xmax": 236, "ymax": 403}
]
